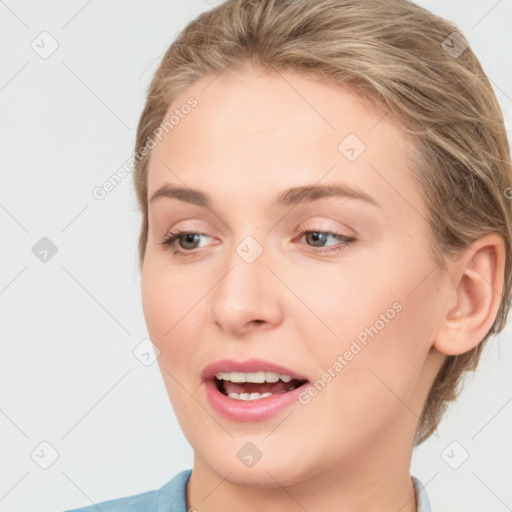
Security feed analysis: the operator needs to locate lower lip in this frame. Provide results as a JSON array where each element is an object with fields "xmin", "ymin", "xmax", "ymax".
[{"xmin": 203, "ymin": 379, "xmax": 308, "ymax": 422}]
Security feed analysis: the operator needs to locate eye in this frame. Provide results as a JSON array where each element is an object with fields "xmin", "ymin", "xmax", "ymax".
[
  {"xmin": 159, "ymin": 230, "xmax": 214, "ymax": 257},
  {"xmin": 296, "ymin": 226, "xmax": 356, "ymax": 253}
]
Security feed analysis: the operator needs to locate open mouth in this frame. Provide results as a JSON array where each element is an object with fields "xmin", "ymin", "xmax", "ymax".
[{"xmin": 214, "ymin": 371, "xmax": 308, "ymax": 401}]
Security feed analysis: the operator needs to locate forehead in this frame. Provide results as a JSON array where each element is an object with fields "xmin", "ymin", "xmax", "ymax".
[{"xmin": 147, "ymin": 67, "xmax": 426, "ymax": 219}]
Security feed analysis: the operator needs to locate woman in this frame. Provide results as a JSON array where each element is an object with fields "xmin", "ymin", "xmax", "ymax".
[{"xmin": 65, "ymin": 0, "xmax": 511, "ymax": 510}]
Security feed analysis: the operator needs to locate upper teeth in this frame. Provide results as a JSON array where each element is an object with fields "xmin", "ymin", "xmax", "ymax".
[{"xmin": 215, "ymin": 371, "xmax": 293, "ymax": 383}]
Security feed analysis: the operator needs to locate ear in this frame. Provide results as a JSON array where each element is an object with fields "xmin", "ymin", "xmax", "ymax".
[{"xmin": 433, "ymin": 233, "xmax": 506, "ymax": 356}]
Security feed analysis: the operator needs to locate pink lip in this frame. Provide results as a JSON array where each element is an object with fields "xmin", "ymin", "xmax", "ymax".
[{"xmin": 201, "ymin": 358, "xmax": 309, "ymax": 422}]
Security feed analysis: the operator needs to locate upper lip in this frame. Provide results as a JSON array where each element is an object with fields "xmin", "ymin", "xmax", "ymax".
[{"xmin": 201, "ymin": 358, "xmax": 309, "ymax": 382}]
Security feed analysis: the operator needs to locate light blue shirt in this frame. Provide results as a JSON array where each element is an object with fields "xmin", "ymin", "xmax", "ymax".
[{"xmin": 63, "ymin": 470, "xmax": 431, "ymax": 511}]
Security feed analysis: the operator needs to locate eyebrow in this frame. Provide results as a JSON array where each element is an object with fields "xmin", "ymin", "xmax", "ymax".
[{"xmin": 149, "ymin": 183, "xmax": 382, "ymax": 209}]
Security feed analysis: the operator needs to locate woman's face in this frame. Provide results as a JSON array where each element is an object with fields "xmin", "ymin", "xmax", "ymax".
[{"xmin": 141, "ymin": 67, "xmax": 448, "ymax": 486}]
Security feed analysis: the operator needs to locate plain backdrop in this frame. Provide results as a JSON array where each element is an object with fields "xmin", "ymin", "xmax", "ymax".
[{"xmin": 1, "ymin": 1, "xmax": 511, "ymax": 511}]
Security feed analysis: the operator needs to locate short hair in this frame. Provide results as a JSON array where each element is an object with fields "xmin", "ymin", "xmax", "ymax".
[{"xmin": 133, "ymin": 0, "xmax": 512, "ymax": 444}]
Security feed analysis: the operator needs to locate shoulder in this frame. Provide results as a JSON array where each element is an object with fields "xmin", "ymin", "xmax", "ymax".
[{"xmin": 61, "ymin": 470, "xmax": 192, "ymax": 512}]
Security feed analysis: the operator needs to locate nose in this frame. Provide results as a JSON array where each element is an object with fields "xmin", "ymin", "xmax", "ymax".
[{"xmin": 210, "ymin": 244, "xmax": 284, "ymax": 337}]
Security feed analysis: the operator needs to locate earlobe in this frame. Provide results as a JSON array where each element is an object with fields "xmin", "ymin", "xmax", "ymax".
[{"xmin": 433, "ymin": 233, "xmax": 506, "ymax": 356}]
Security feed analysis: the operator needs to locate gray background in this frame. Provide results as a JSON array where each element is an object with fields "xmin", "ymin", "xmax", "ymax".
[{"xmin": 1, "ymin": 1, "xmax": 511, "ymax": 511}]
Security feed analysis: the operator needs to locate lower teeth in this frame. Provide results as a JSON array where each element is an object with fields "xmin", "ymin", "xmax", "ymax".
[{"xmin": 215, "ymin": 378, "xmax": 307, "ymax": 400}]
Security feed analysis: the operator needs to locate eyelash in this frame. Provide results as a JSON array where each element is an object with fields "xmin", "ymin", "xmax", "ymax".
[{"xmin": 159, "ymin": 227, "xmax": 356, "ymax": 258}]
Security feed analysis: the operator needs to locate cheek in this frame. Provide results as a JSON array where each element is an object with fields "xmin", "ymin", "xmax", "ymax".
[
  {"xmin": 285, "ymin": 256, "xmax": 400, "ymax": 348},
  {"xmin": 141, "ymin": 259, "xmax": 207, "ymax": 393},
  {"xmin": 324, "ymin": 272, "xmax": 439, "ymax": 424},
  {"xmin": 142, "ymin": 255, "xmax": 203, "ymax": 339},
  {"xmin": 296, "ymin": 303, "xmax": 431, "ymax": 455},
  {"xmin": 142, "ymin": 261, "xmax": 212, "ymax": 434},
  {"xmin": 302, "ymin": 246, "xmax": 438, "ymax": 398}
]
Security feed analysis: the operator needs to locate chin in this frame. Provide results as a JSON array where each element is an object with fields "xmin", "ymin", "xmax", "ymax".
[{"xmin": 195, "ymin": 443, "xmax": 317, "ymax": 489}]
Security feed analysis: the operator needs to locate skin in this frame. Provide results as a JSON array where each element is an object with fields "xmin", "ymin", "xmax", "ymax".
[{"xmin": 141, "ymin": 65, "xmax": 505, "ymax": 512}]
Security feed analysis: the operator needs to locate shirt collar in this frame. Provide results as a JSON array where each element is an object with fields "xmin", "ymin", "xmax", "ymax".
[
  {"xmin": 160, "ymin": 470, "xmax": 432, "ymax": 512},
  {"xmin": 412, "ymin": 475, "xmax": 432, "ymax": 512}
]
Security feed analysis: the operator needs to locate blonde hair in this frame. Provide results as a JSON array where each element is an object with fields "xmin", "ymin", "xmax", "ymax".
[{"xmin": 133, "ymin": 0, "xmax": 512, "ymax": 444}]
